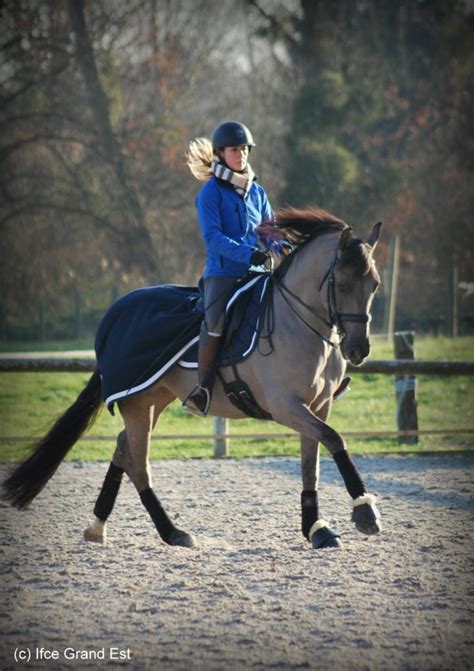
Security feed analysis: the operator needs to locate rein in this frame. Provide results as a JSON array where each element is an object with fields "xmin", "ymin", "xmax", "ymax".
[
  {"xmin": 260, "ymin": 248, "xmax": 371, "ymax": 353},
  {"xmin": 273, "ymin": 279, "xmax": 340, "ymax": 347}
]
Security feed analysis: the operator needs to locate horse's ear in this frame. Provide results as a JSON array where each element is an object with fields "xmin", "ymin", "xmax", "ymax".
[
  {"xmin": 338, "ymin": 227, "xmax": 353, "ymax": 252},
  {"xmin": 367, "ymin": 221, "xmax": 382, "ymax": 250}
]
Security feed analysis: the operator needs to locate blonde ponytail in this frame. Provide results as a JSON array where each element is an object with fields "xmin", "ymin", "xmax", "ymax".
[{"xmin": 186, "ymin": 137, "xmax": 214, "ymax": 181}]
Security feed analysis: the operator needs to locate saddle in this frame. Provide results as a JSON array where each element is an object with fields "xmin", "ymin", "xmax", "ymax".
[
  {"xmin": 181, "ymin": 273, "xmax": 273, "ymax": 420},
  {"xmin": 96, "ymin": 273, "xmax": 272, "ymax": 416}
]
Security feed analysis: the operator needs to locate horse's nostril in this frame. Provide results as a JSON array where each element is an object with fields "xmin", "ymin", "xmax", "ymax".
[
  {"xmin": 350, "ymin": 343, "xmax": 370, "ymax": 363},
  {"xmin": 349, "ymin": 346, "xmax": 369, "ymax": 365}
]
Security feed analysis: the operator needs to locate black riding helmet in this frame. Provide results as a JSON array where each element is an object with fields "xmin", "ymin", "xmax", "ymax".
[{"xmin": 211, "ymin": 121, "xmax": 256, "ymax": 150}]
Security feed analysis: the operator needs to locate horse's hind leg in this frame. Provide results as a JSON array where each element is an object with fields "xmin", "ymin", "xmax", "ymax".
[
  {"xmin": 121, "ymin": 390, "xmax": 195, "ymax": 548},
  {"xmin": 300, "ymin": 403, "xmax": 342, "ymax": 550},
  {"xmin": 84, "ymin": 430, "xmax": 129, "ymax": 544}
]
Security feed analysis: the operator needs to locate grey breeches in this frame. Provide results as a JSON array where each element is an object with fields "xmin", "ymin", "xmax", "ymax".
[{"xmin": 201, "ymin": 276, "xmax": 239, "ymax": 339}]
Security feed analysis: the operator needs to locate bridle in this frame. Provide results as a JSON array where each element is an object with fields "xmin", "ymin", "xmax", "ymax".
[
  {"xmin": 320, "ymin": 249, "xmax": 372, "ymax": 333},
  {"xmin": 271, "ymin": 249, "xmax": 371, "ymax": 349}
]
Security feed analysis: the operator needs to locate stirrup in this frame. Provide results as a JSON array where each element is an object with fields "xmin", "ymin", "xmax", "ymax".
[{"xmin": 183, "ymin": 385, "xmax": 211, "ymax": 417}]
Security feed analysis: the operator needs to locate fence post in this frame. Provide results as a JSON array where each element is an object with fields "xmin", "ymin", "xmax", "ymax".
[
  {"xmin": 387, "ymin": 235, "xmax": 400, "ymax": 341},
  {"xmin": 449, "ymin": 264, "xmax": 459, "ymax": 337},
  {"xmin": 394, "ymin": 331, "xmax": 418, "ymax": 444},
  {"xmin": 0, "ymin": 303, "xmax": 6, "ymax": 340},
  {"xmin": 38, "ymin": 298, "xmax": 45, "ymax": 341},
  {"xmin": 213, "ymin": 416, "xmax": 228, "ymax": 457},
  {"xmin": 75, "ymin": 291, "xmax": 82, "ymax": 339},
  {"xmin": 383, "ymin": 235, "xmax": 399, "ymax": 340}
]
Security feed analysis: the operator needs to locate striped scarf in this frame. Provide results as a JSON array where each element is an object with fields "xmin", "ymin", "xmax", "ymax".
[{"xmin": 212, "ymin": 158, "xmax": 255, "ymax": 196}]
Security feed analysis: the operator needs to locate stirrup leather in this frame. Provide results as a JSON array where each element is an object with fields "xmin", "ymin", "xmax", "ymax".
[{"xmin": 183, "ymin": 385, "xmax": 211, "ymax": 417}]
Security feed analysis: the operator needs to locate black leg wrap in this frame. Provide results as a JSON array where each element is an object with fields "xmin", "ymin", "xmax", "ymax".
[
  {"xmin": 301, "ymin": 490, "xmax": 319, "ymax": 540},
  {"xmin": 333, "ymin": 450, "xmax": 366, "ymax": 499},
  {"xmin": 140, "ymin": 488, "xmax": 177, "ymax": 543},
  {"xmin": 93, "ymin": 463, "xmax": 124, "ymax": 522}
]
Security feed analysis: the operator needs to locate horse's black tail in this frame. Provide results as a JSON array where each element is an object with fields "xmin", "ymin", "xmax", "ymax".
[{"xmin": 2, "ymin": 370, "xmax": 103, "ymax": 510}]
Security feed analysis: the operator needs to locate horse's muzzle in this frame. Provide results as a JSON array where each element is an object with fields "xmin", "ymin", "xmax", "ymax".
[{"xmin": 342, "ymin": 340, "xmax": 370, "ymax": 366}]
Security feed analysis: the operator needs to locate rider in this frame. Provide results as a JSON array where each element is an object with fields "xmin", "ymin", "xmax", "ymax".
[{"xmin": 183, "ymin": 120, "xmax": 274, "ymax": 416}]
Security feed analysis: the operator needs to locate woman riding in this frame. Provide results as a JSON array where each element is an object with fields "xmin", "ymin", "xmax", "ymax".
[{"xmin": 183, "ymin": 120, "xmax": 275, "ymax": 416}]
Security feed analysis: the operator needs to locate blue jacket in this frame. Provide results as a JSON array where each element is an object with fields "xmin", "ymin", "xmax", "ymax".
[{"xmin": 196, "ymin": 176, "xmax": 273, "ymax": 278}]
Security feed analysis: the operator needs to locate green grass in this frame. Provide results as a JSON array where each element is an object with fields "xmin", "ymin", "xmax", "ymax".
[
  {"xmin": 0, "ymin": 336, "xmax": 473, "ymax": 462},
  {"xmin": 0, "ymin": 338, "xmax": 94, "ymax": 353},
  {"xmin": 368, "ymin": 334, "xmax": 474, "ymax": 361}
]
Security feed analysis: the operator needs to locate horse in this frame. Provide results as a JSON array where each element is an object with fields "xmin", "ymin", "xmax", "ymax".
[{"xmin": 2, "ymin": 207, "xmax": 382, "ymax": 551}]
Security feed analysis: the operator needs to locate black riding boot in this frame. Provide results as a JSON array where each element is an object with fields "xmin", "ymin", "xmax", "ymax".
[{"xmin": 183, "ymin": 334, "xmax": 221, "ymax": 416}]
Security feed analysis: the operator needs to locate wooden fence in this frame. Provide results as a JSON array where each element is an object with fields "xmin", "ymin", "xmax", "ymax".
[
  {"xmin": 1, "ymin": 331, "xmax": 473, "ymax": 456},
  {"xmin": 1, "ymin": 357, "xmax": 473, "ymax": 376}
]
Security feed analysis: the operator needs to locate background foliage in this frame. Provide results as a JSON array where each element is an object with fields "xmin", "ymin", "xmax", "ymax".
[{"xmin": 1, "ymin": 0, "xmax": 473, "ymax": 339}]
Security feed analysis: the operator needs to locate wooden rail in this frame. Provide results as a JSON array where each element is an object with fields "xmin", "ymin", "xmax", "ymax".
[
  {"xmin": 0, "ymin": 349, "xmax": 473, "ymax": 454},
  {"xmin": 1, "ymin": 357, "xmax": 473, "ymax": 375},
  {"xmin": 1, "ymin": 428, "xmax": 473, "ymax": 443}
]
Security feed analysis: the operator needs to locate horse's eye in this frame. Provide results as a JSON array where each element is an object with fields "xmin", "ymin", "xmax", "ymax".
[{"xmin": 337, "ymin": 283, "xmax": 350, "ymax": 293}]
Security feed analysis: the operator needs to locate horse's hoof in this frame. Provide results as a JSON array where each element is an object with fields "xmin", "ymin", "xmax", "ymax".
[
  {"xmin": 83, "ymin": 527, "xmax": 106, "ymax": 544},
  {"xmin": 351, "ymin": 495, "xmax": 382, "ymax": 536},
  {"xmin": 312, "ymin": 526, "xmax": 343, "ymax": 549},
  {"xmin": 167, "ymin": 530, "xmax": 195, "ymax": 548},
  {"xmin": 309, "ymin": 521, "xmax": 343, "ymax": 549}
]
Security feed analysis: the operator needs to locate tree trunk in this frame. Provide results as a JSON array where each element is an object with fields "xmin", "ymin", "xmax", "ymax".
[{"xmin": 68, "ymin": 0, "xmax": 154, "ymax": 271}]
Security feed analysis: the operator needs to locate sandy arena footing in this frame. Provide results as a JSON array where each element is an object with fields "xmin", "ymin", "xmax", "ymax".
[{"xmin": 1, "ymin": 454, "xmax": 473, "ymax": 671}]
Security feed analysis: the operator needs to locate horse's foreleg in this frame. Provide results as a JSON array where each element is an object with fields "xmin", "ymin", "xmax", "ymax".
[
  {"xmin": 300, "ymin": 403, "xmax": 342, "ymax": 549},
  {"xmin": 273, "ymin": 396, "xmax": 381, "ymax": 536},
  {"xmin": 84, "ymin": 430, "xmax": 128, "ymax": 544},
  {"xmin": 333, "ymin": 449, "xmax": 382, "ymax": 535},
  {"xmin": 121, "ymin": 393, "xmax": 195, "ymax": 548}
]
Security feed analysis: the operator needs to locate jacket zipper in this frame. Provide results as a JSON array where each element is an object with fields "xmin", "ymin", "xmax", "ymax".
[{"xmin": 235, "ymin": 203, "xmax": 250, "ymax": 236}]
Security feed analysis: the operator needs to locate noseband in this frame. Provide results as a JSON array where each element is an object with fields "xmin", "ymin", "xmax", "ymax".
[{"xmin": 273, "ymin": 250, "xmax": 371, "ymax": 348}]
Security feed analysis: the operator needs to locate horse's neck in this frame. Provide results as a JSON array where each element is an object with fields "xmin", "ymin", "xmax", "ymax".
[{"xmin": 283, "ymin": 234, "xmax": 338, "ymax": 313}]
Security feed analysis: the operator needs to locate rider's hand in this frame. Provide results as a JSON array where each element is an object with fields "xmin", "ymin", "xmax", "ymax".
[{"xmin": 250, "ymin": 249, "xmax": 269, "ymax": 266}]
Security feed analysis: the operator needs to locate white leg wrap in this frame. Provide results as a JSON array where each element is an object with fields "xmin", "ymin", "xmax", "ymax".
[
  {"xmin": 351, "ymin": 493, "xmax": 377, "ymax": 508},
  {"xmin": 334, "ymin": 385, "xmax": 351, "ymax": 400},
  {"xmin": 91, "ymin": 516, "xmax": 105, "ymax": 533},
  {"xmin": 84, "ymin": 516, "xmax": 106, "ymax": 543},
  {"xmin": 308, "ymin": 519, "xmax": 329, "ymax": 539}
]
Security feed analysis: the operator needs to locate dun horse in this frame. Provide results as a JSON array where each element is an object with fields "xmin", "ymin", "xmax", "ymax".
[{"xmin": 2, "ymin": 208, "xmax": 382, "ymax": 550}]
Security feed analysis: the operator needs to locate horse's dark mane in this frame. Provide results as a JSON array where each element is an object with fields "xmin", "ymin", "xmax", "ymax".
[
  {"xmin": 272, "ymin": 206, "xmax": 347, "ymax": 244},
  {"xmin": 259, "ymin": 207, "xmax": 374, "ymax": 280},
  {"xmin": 262, "ymin": 207, "xmax": 348, "ymax": 279}
]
